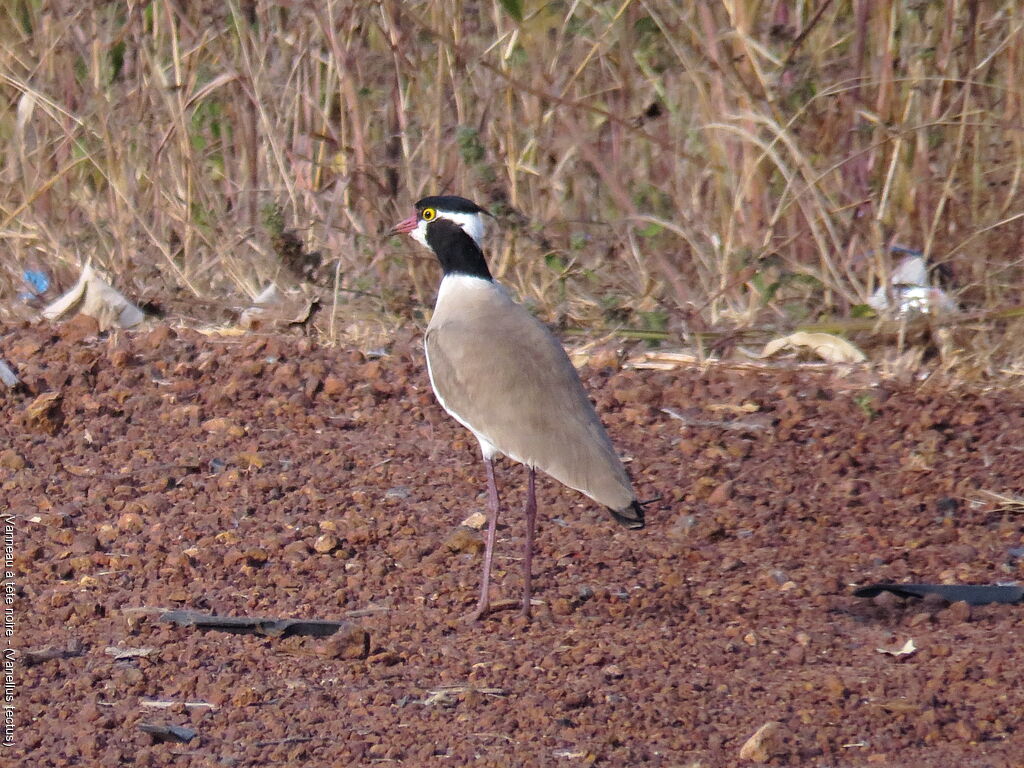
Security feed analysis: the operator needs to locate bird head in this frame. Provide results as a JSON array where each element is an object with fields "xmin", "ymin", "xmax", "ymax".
[{"xmin": 391, "ymin": 196, "xmax": 491, "ymax": 250}]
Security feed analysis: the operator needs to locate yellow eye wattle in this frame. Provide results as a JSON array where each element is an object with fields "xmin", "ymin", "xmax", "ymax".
[{"xmin": 421, "ymin": 208, "xmax": 436, "ymax": 222}]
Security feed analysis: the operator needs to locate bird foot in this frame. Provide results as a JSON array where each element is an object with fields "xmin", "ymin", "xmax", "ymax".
[{"xmin": 462, "ymin": 605, "xmax": 489, "ymax": 623}]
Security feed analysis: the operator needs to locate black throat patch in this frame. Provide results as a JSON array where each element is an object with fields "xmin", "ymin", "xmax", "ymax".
[{"xmin": 425, "ymin": 218, "xmax": 493, "ymax": 280}]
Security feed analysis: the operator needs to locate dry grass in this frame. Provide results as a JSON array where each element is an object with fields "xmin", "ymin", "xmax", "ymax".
[{"xmin": 2, "ymin": 1, "xmax": 1024, "ymax": 368}]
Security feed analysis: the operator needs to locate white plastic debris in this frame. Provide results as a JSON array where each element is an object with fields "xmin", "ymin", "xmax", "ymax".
[
  {"xmin": 876, "ymin": 638, "xmax": 917, "ymax": 657},
  {"xmin": 868, "ymin": 254, "xmax": 956, "ymax": 317},
  {"xmin": 238, "ymin": 283, "xmax": 282, "ymax": 329},
  {"xmin": 238, "ymin": 283, "xmax": 316, "ymax": 330},
  {"xmin": 0, "ymin": 359, "xmax": 18, "ymax": 388},
  {"xmin": 42, "ymin": 262, "xmax": 144, "ymax": 330}
]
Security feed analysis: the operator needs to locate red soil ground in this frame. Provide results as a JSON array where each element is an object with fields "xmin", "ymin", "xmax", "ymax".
[{"xmin": 3, "ymin": 321, "xmax": 1024, "ymax": 766}]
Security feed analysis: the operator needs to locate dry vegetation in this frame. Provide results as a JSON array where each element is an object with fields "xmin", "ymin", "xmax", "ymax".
[{"xmin": 1, "ymin": 1, "xmax": 1023, "ymax": 369}]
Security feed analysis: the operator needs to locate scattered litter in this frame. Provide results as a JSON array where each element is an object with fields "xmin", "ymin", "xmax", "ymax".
[
  {"xmin": 42, "ymin": 262, "xmax": 144, "ymax": 330},
  {"xmin": 662, "ymin": 407, "xmax": 772, "ymax": 432},
  {"xmin": 343, "ymin": 605, "xmax": 391, "ymax": 618},
  {"xmin": 706, "ymin": 401, "xmax": 759, "ymax": 414},
  {"xmin": 969, "ymin": 489, "xmax": 1024, "ymax": 513},
  {"xmin": 140, "ymin": 699, "xmax": 217, "ymax": 711},
  {"xmin": 194, "ymin": 326, "xmax": 248, "ymax": 337},
  {"xmin": 21, "ymin": 269, "xmax": 50, "ymax": 298},
  {"xmin": 553, "ymin": 749, "xmax": 595, "ymax": 759},
  {"xmin": 138, "ymin": 723, "xmax": 198, "ymax": 744},
  {"xmin": 854, "ymin": 583, "xmax": 1024, "ymax": 605},
  {"xmin": 158, "ymin": 610, "xmax": 355, "ymax": 638},
  {"xmin": 868, "ymin": 252, "xmax": 957, "ymax": 317},
  {"xmin": 876, "ymin": 638, "xmax": 917, "ymax": 657},
  {"xmin": 252, "ymin": 736, "xmax": 315, "ymax": 748},
  {"xmin": 422, "ymin": 689, "xmax": 458, "ymax": 708},
  {"xmin": 625, "ymin": 350, "xmax": 698, "ymax": 370},
  {"xmin": 761, "ymin": 331, "xmax": 866, "ymax": 364},
  {"xmin": 23, "ymin": 641, "xmax": 84, "ymax": 666},
  {"xmin": 423, "ymin": 684, "xmax": 507, "ymax": 707},
  {"xmin": 0, "ymin": 359, "xmax": 18, "ymax": 389},
  {"xmin": 104, "ymin": 646, "xmax": 156, "ymax": 661},
  {"xmin": 239, "ymin": 283, "xmax": 318, "ymax": 330}
]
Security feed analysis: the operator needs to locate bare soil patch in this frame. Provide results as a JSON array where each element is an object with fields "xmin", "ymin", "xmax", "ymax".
[{"xmin": 3, "ymin": 323, "xmax": 1024, "ymax": 766}]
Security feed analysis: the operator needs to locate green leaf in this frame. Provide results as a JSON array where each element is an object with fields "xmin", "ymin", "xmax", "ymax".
[
  {"xmin": 851, "ymin": 303, "xmax": 876, "ymax": 318},
  {"xmin": 456, "ymin": 126, "xmax": 485, "ymax": 165},
  {"xmin": 854, "ymin": 393, "xmax": 877, "ymax": 420},
  {"xmin": 544, "ymin": 253, "xmax": 567, "ymax": 272},
  {"xmin": 637, "ymin": 222, "xmax": 663, "ymax": 238},
  {"xmin": 109, "ymin": 40, "xmax": 126, "ymax": 83},
  {"xmin": 639, "ymin": 309, "xmax": 668, "ymax": 333},
  {"xmin": 751, "ymin": 273, "xmax": 780, "ymax": 303},
  {"xmin": 790, "ymin": 273, "xmax": 823, "ymax": 288},
  {"xmin": 498, "ymin": 0, "xmax": 523, "ymax": 22},
  {"xmin": 634, "ymin": 15, "xmax": 658, "ymax": 37}
]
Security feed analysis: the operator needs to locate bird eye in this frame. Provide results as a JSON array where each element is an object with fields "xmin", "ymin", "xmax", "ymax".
[{"xmin": 421, "ymin": 208, "xmax": 436, "ymax": 222}]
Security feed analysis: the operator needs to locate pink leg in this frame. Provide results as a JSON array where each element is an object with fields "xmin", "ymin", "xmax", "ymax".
[
  {"xmin": 522, "ymin": 466, "xmax": 537, "ymax": 618},
  {"xmin": 469, "ymin": 456, "xmax": 500, "ymax": 620}
]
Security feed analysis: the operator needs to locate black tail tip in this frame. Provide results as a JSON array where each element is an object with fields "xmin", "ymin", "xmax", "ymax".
[{"xmin": 610, "ymin": 500, "xmax": 645, "ymax": 529}]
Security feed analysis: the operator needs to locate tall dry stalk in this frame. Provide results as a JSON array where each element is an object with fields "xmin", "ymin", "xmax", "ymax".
[{"xmin": 0, "ymin": 0, "xmax": 1020, "ymax": 342}]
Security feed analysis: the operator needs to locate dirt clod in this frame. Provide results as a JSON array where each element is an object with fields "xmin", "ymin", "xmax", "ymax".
[
  {"xmin": 23, "ymin": 391, "xmax": 63, "ymax": 434},
  {"xmin": 0, "ymin": 448, "xmax": 25, "ymax": 469},
  {"xmin": 739, "ymin": 720, "xmax": 786, "ymax": 762}
]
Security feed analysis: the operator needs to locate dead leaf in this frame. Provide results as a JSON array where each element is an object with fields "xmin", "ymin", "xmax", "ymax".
[
  {"xmin": 201, "ymin": 417, "xmax": 245, "ymax": 437},
  {"xmin": 624, "ymin": 350, "xmax": 699, "ymax": 370},
  {"xmin": 62, "ymin": 463, "xmax": 95, "ymax": 477},
  {"xmin": 761, "ymin": 331, "xmax": 866, "ymax": 364},
  {"xmin": 460, "ymin": 511, "xmax": 487, "ymax": 530},
  {"xmin": 42, "ymin": 262, "xmax": 144, "ymax": 330},
  {"xmin": 876, "ymin": 638, "xmax": 917, "ymax": 657},
  {"xmin": 442, "ymin": 526, "xmax": 484, "ymax": 555},
  {"xmin": 739, "ymin": 720, "xmax": 786, "ymax": 763},
  {"xmin": 706, "ymin": 402, "xmax": 759, "ymax": 414},
  {"xmin": 874, "ymin": 699, "xmax": 923, "ymax": 714},
  {"xmin": 194, "ymin": 326, "xmax": 248, "ymax": 337},
  {"xmin": 233, "ymin": 451, "xmax": 265, "ymax": 469}
]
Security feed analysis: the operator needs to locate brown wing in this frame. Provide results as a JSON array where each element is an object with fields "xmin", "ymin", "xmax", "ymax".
[{"xmin": 425, "ymin": 302, "xmax": 634, "ymax": 510}]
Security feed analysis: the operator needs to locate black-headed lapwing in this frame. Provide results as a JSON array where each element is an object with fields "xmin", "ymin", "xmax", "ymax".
[{"xmin": 392, "ymin": 195, "xmax": 645, "ymax": 620}]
